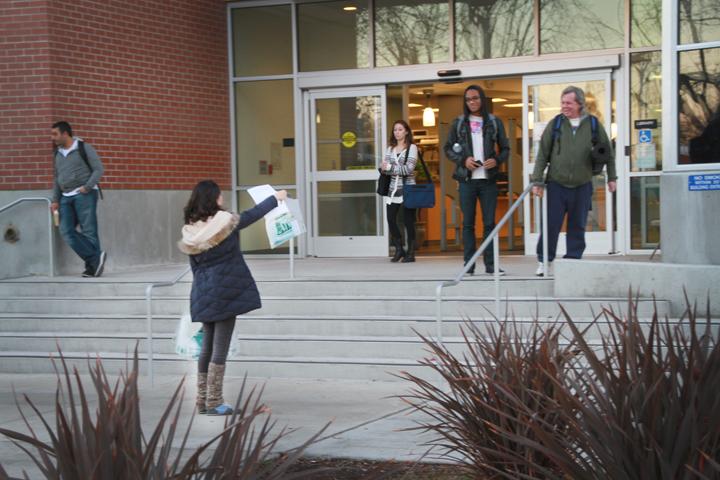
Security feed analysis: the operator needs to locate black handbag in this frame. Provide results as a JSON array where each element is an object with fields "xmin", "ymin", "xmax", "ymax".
[
  {"xmin": 376, "ymin": 168, "xmax": 390, "ymax": 196},
  {"xmin": 377, "ymin": 147, "xmax": 410, "ymax": 196},
  {"xmin": 403, "ymin": 149, "xmax": 436, "ymax": 209}
]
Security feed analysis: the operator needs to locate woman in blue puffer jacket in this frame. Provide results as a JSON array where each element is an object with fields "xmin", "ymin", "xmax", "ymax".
[{"xmin": 178, "ymin": 180, "xmax": 286, "ymax": 415}]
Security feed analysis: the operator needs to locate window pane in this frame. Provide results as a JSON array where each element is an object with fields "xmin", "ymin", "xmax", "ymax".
[
  {"xmin": 455, "ymin": 0, "xmax": 534, "ymax": 60},
  {"xmin": 678, "ymin": 47, "xmax": 720, "ymax": 165},
  {"xmin": 238, "ymin": 189, "xmax": 297, "ymax": 254},
  {"xmin": 375, "ymin": 0, "xmax": 449, "ymax": 67},
  {"xmin": 232, "ymin": 6, "xmax": 292, "ymax": 76},
  {"xmin": 680, "ymin": 0, "xmax": 720, "ymax": 44},
  {"xmin": 540, "ymin": 0, "xmax": 623, "ymax": 54},
  {"xmin": 298, "ymin": 1, "xmax": 369, "ymax": 71},
  {"xmin": 630, "ymin": 52, "xmax": 662, "ymax": 171},
  {"xmin": 630, "ymin": 176, "xmax": 660, "ymax": 249},
  {"xmin": 315, "ymin": 96, "xmax": 382, "ymax": 171},
  {"xmin": 317, "ymin": 181, "xmax": 378, "ymax": 236},
  {"xmin": 235, "ymin": 80, "xmax": 296, "ymax": 185},
  {"xmin": 631, "ymin": 0, "xmax": 661, "ymax": 47}
]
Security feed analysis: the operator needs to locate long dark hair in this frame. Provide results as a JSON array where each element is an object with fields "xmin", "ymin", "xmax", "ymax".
[
  {"xmin": 462, "ymin": 84, "xmax": 490, "ymax": 120},
  {"xmin": 389, "ymin": 119, "xmax": 413, "ymax": 148},
  {"xmin": 184, "ymin": 180, "xmax": 223, "ymax": 224}
]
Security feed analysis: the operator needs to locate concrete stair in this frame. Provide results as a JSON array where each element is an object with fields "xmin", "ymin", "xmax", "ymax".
[{"xmin": 0, "ymin": 275, "xmax": 671, "ymax": 381}]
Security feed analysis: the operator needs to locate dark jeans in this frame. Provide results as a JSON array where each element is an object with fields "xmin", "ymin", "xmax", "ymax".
[
  {"xmin": 58, "ymin": 190, "xmax": 102, "ymax": 270},
  {"xmin": 536, "ymin": 181, "xmax": 593, "ymax": 262},
  {"xmin": 386, "ymin": 202, "xmax": 416, "ymax": 245},
  {"xmin": 459, "ymin": 179, "xmax": 498, "ymax": 270},
  {"xmin": 198, "ymin": 317, "xmax": 237, "ymax": 373}
]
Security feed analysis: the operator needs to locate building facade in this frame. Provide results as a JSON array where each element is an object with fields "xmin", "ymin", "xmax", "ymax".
[{"xmin": 1, "ymin": 0, "xmax": 718, "ymax": 278}]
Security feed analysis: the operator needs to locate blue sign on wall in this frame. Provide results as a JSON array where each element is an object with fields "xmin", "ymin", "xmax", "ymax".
[{"xmin": 689, "ymin": 174, "xmax": 720, "ymax": 191}]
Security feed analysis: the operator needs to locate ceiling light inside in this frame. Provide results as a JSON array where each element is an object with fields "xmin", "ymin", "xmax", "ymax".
[{"xmin": 343, "ymin": 5, "xmax": 357, "ymax": 11}]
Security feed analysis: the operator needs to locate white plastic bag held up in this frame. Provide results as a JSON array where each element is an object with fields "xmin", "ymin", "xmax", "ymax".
[{"xmin": 247, "ymin": 185, "xmax": 306, "ymax": 249}]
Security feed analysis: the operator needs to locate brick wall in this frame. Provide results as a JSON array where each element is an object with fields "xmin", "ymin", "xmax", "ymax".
[
  {"xmin": 1, "ymin": 0, "xmax": 230, "ymax": 191},
  {"xmin": 0, "ymin": 1, "xmax": 53, "ymax": 190}
]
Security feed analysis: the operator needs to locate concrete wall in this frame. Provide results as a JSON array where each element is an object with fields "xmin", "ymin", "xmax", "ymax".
[
  {"xmin": 554, "ymin": 259, "xmax": 720, "ymax": 316},
  {"xmin": 660, "ymin": 172, "xmax": 720, "ymax": 265},
  {"xmin": 1, "ymin": 189, "xmax": 193, "ymax": 279}
]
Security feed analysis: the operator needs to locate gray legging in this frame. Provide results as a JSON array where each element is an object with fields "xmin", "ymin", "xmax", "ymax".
[{"xmin": 197, "ymin": 317, "xmax": 236, "ymax": 373}]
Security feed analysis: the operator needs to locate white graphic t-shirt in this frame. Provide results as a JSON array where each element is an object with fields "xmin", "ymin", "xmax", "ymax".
[{"xmin": 469, "ymin": 115, "xmax": 486, "ymax": 179}]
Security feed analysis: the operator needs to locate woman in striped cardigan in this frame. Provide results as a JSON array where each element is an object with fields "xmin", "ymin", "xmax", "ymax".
[{"xmin": 380, "ymin": 120, "xmax": 418, "ymax": 263}]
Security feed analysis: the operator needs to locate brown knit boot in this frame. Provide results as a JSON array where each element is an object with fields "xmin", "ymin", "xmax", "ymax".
[
  {"xmin": 206, "ymin": 362, "xmax": 233, "ymax": 416},
  {"xmin": 196, "ymin": 373, "xmax": 208, "ymax": 414}
]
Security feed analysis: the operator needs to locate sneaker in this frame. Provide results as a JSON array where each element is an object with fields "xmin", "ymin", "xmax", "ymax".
[
  {"xmin": 206, "ymin": 403, "xmax": 234, "ymax": 416},
  {"xmin": 485, "ymin": 267, "xmax": 506, "ymax": 276},
  {"xmin": 81, "ymin": 268, "xmax": 94, "ymax": 278},
  {"xmin": 93, "ymin": 251, "xmax": 107, "ymax": 277},
  {"xmin": 535, "ymin": 261, "xmax": 553, "ymax": 277}
]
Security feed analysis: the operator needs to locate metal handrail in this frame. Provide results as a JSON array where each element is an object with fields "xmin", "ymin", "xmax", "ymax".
[
  {"xmin": 145, "ymin": 265, "xmax": 191, "ymax": 385},
  {"xmin": 0, "ymin": 197, "xmax": 55, "ymax": 277},
  {"xmin": 434, "ymin": 184, "xmax": 549, "ymax": 345}
]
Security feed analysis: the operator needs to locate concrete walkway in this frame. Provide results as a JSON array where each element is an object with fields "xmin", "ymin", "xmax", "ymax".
[{"xmin": 0, "ymin": 370, "xmax": 437, "ymax": 477}]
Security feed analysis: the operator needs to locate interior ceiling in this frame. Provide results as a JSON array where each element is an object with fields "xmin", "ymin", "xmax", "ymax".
[{"xmin": 406, "ymin": 77, "xmax": 523, "ymax": 103}]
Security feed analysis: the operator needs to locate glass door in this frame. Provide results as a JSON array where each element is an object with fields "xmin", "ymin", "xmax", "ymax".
[
  {"xmin": 307, "ymin": 87, "xmax": 388, "ymax": 256},
  {"xmin": 522, "ymin": 71, "xmax": 615, "ymax": 256}
]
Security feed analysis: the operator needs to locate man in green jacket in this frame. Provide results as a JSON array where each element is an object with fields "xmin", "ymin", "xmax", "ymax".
[{"xmin": 531, "ymin": 86, "xmax": 617, "ymax": 276}]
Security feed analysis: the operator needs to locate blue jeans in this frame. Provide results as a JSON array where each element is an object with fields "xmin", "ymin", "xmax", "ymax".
[
  {"xmin": 59, "ymin": 190, "xmax": 102, "ymax": 270},
  {"xmin": 536, "ymin": 181, "xmax": 593, "ymax": 262},
  {"xmin": 459, "ymin": 179, "xmax": 498, "ymax": 271}
]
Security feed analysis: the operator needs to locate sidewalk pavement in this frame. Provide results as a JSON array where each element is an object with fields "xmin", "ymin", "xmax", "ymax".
[{"xmin": 0, "ymin": 369, "xmax": 439, "ymax": 477}]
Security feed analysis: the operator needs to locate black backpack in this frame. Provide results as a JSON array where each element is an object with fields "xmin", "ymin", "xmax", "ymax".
[
  {"xmin": 55, "ymin": 140, "xmax": 104, "ymax": 199},
  {"xmin": 549, "ymin": 114, "xmax": 611, "ymax": 175}
]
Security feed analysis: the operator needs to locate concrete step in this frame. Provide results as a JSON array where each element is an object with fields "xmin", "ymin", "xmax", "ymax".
[
  {"xmin": 0, "ymin": 312, "xmax": 661, "ymax": 338},
  {"xmin": 0, "ymin": 296, "xmax": 671, "ymax": 318},
  {"xmin": 0, "ymin": 351, "xmax": 429, "ymax": 381},
  {"xmin": 0, "ymin": 317, "xmax": 680, "ymax": 361},
  {"xmin": 0, "ymin": 313, "xmax": 180, "ymax": 334},
  {"xmin": 0, "ymin": 278, "xmax": 554, "ymax": 298}
]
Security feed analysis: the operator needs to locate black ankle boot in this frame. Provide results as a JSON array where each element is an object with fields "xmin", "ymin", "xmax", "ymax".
[
  {"xmin": 401, "ymin": 240, "xmax": 415, "ymax": 263},
  {"xmin": 390, "ymin": 238, "xmax": 405, "ymax": 262}
]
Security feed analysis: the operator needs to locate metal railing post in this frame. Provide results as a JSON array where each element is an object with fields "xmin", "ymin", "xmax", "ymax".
[
  {"xmin": 435, "ymin": 284, "xmax": 444, "ymax": 347},
  {"xmin": 494, "ymin": 239, "xmax": 500, "ymax": 319},
  {"xmin": 435, "ymin": 184, "xmax": 535, "ymax": 343},
  {"xmin": 144, "ymin": 266, "xmax": 191, "ymax": 386},
  {"xmin": 289, "ymin": 236, "xmax": 295, "ymax": 279},
  {"xmin": 145, "ymin": 284, "xmax": 155, "ymax": 386},
  {"xmin": 542, "ymin": 191, "xmax": 549, "ymax": 277}
]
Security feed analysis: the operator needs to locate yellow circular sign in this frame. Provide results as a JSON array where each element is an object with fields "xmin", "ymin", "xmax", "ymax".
[{"xmin": 341, "ymin": 131, "xmax": 357, "ymax": 148}]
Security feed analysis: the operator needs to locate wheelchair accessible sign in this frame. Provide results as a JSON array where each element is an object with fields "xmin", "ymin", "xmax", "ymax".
[{"xmin": 689, "ymin": 174, "xmax": 720, "ymax": 191}]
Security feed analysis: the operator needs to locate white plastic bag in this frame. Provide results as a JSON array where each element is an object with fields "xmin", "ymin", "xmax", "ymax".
[
  {"xmin": 174, "ymin": 313, "xmax": 243, "ymax": 360},
  {"xmin": 247, "ymin": 185, "xmax": 306, "ymax": 249},
  {"xmin": 174, "ymin": 313, "xmax": 203, "ymax": 359}
]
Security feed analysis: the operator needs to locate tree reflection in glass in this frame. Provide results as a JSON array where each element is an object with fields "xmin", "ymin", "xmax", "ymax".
[
  {"xmin": 374, "ymin": 0, "xmax": 450, "ymax": 66},
  {"xmin": 540, "ymin": 0, "xmax": 623, "ymax": 54},
  {"xmin": 454, "ymin": 0, "xmax": 534, "ymax": 60},
  {"xmin": 678, "ymin": 48, "xmax": 720, "ymax": 164}
]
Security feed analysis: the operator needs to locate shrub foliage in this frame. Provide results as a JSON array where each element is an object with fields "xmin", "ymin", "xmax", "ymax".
[{"xmin": 400, "ymin": 294, "xmax": 720, "ymax": 479}]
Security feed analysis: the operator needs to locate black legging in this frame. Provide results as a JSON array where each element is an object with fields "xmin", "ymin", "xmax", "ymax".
[
  {"xmin": 197, "ymin": 317, "xmax": 236, "ymax": 373},
  {"xmin": 386, "ymin": 202, "xmax": 416, "ymax": 244}
]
